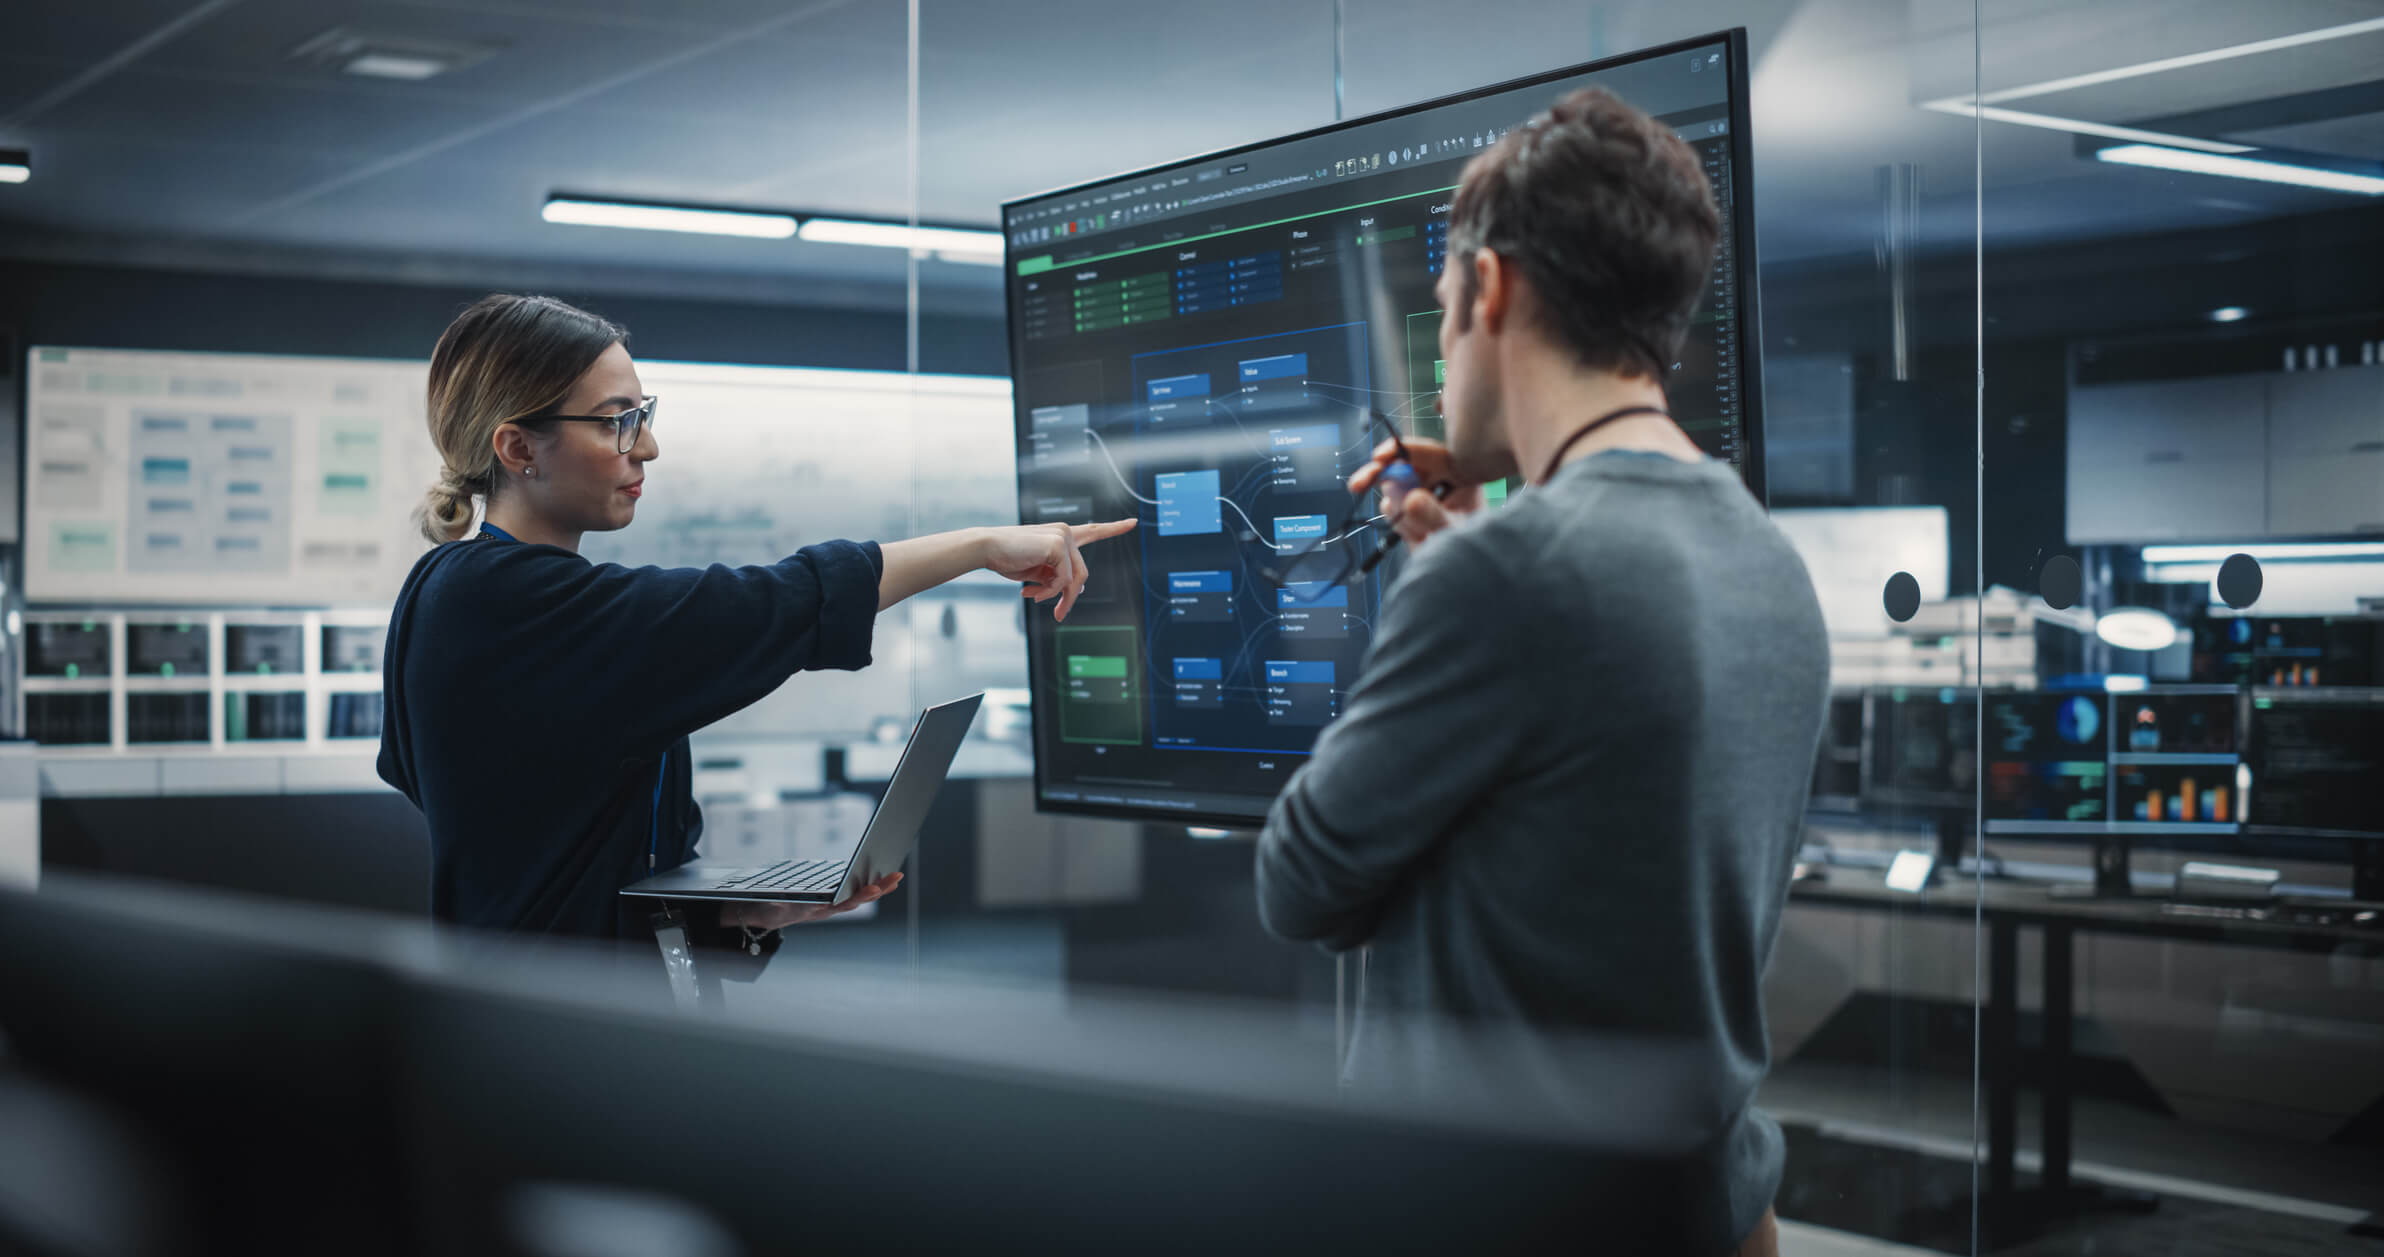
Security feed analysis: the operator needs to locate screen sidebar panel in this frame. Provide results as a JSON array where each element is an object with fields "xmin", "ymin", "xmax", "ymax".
[{"xmin": 1004, "ymin": 31, "xmax": 1761, "ymax": 826}]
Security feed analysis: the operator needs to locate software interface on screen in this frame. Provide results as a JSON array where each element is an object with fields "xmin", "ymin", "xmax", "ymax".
[
  {"xmin": 2246, "ymin": 691, "xmax": 2384, "ymax": 838},
  {"xmin": 1982, "ymin": 687, "xmax": 2244, "ymax": 835},
  {"xmin": 1004, "ymin": 34, "xmax": 1757, "ymax": 824}
]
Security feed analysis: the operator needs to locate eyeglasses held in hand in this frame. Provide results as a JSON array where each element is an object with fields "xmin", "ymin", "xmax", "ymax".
[{"xmin": 1259, "ymin": 406, "xmax": 1445, "ymax": 602}]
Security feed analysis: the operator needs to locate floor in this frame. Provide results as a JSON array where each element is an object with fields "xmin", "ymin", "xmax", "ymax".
[{"xmin": 1763, "ymin": 1058, "xmax": 2384, "ymax": 1256}]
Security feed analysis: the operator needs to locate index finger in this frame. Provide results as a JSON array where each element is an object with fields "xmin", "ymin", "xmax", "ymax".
[{"xmin": 1068, "ymin": 518, "xmax": 1139, "ymax": 544}]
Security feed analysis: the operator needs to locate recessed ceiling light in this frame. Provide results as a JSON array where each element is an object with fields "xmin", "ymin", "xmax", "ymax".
[
  {"xmin": 542, "ymin": 195, "xmax": 796, "ymax": 239},
  {"xmin": 342, "ymin": 52, "xmax": 452, "ymax": 80},
  {"xmin": 2096, "ymin": 144, "xmax": 2384, "ymax": 196},
  {"xmin": 2208, "ymin": 306, "xmax": 2249, "ymax": 323},
  {"xmin": 290, "ymin": 28, "xmax": 497, "ymax": 82},
  {"xmin": 797, "ymin": 217, "xmax": 1005, "ymax": 260},
  {"xmin": 0, "ymin": 148, "xmax": 26, "ymax": 184}
]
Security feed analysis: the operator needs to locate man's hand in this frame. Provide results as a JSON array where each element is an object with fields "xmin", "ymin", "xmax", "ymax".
[
  {"xmin": 1348, "ymin": 437, "xmax": 1482, "ymax": 550},
  {"xmin": 981, "ymin": 520, "xmax": 1139, "ymax": 622},
  {"xmin": 716, "ymin": 872, "xmax": 903, "ymax": 931}
]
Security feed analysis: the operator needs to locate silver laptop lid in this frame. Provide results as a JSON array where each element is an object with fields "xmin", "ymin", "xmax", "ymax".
[{"xmin": 837, "ymin": 692, "xmax": 983, "ymax": 897}]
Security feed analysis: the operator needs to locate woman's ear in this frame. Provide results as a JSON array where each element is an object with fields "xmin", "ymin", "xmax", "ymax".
[{"xmin": 491, "ymin": 423, "xmax": 536, "ymax": 479}]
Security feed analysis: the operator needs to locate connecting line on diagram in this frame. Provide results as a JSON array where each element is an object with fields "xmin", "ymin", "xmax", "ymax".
[{"xmin": 1082, "ymin": 426, "xmax": 1386, "ymax": 554}]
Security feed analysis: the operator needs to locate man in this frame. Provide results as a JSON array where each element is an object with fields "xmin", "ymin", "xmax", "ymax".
[{"xmin": 1254, "ymin": 87, "xmax": 1828, "ymax": 1257}]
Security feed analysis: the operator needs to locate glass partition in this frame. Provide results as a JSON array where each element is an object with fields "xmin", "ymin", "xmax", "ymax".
[
  {"xmin": 856, "ymin": 4, "xmax": 1998, "ymax": 1254},
  {"xmin": 1978, "ymin": 3, "xmax": 2384, "ymax": 1249}
]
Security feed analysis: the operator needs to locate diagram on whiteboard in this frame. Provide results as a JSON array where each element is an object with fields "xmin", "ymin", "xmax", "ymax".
[{"xmin": 24, "ymin": 347, "xmax": 436, "ymax": 606}]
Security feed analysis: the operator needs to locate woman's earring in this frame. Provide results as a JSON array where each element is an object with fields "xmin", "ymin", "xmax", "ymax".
[{"xmin": 524, "ymin": 465, "xmax": 537, "ymax": 479}]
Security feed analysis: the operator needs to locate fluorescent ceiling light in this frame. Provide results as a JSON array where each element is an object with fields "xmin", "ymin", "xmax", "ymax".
[
  {"xmin": 2097, "ymin": 144, "xmax": 2384, "ymax": 195},
  {"xmin": 2208, "ymin": 306, "xmax": 2248, "ymax": 323},
  {"xmin": 2142, "ymin": 542, "xmax": 2384, "ymax": 563},
  {"xmin": 1977, "ymin": 16, "xmax": 2384, "ymax": 105},
  {"xmin": 2095, "ymin": 608, "xmax": 2180, "ymax": 652},
  {"xmin": 542, "ymin": 197, "xmax": 795, "ymax": 239},
  {"xmin": 1921, "ymin": 19, "xmax": 2384, "ymax": 156},
  {"xmin": 2102, "ymin": 675, "xmax": 2150, "ymax": 693},
  {"xmin": 1920, "ymin": 100, "xmax": 2252, "ymax": 155},
  {"xmin": 798, "ymin": 217, "xmax": 1004, "ymax": 258},
  {"xmin": 935, "ymin": 249, "xmax": 1004, "ymax": 267},
  {"xmin": 342, "ymin": 52, "xmax": 450, "ymax": 80},
  {"xmin": 0, "ymin": 149, "xmax": 26, "ymax": 184}
]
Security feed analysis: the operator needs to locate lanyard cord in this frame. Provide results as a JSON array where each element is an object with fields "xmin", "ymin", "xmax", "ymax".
[
  {"xmin": 648, "ymin": 750, "xmax": 668, "ymax": 872},
  {"xmin": 1538, "ymin": 405, "xmax": 1672, "ymax": 484}
]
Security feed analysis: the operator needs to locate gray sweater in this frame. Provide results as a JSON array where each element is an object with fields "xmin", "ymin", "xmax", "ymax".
[{"xmin": 1256, "ymin": 450, "xmax": 1829, "ymax": 1253}]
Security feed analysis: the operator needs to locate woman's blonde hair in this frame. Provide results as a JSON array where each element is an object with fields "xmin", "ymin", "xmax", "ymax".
[{"xmin": 418, "ymin": 294, "xmax": 628, "ymax": 543}]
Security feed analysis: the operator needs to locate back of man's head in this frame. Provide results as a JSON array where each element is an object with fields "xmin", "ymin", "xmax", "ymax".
[{"xmin": 1448, "ymin": 87, "xmax": 1720, "ymax": 380}]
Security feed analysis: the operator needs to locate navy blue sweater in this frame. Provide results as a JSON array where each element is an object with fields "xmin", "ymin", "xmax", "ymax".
[{"xmin": 377, "ymin": 526, "xmax": 883, "ymax": 940}]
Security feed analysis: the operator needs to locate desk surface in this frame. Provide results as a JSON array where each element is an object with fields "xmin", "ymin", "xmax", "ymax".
[{"xmin": 1790, "ymin": 867, "xmax": 2384, "ymax": 951}]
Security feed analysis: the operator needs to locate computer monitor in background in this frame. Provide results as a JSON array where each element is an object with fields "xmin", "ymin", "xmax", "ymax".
[
  {"xmin": 1982, "ymin": 689, "xmax": 2109, "ymax": 833},
  {"xmin": 26, "ymin": 620, "xmax": 108, "ymax": 677},
  {"xmin": 1984, "ymin": 686, "xmax": 2244, "ymax": 839},
  {"xmin": 2244, "ymin": 689, "xmax": 2384, "ymax": 841},
  {"xmin": 127, "ymin": 621, "xmax": 209, "ymax": 676},
  {"xmin": 2193, "ymin": 615, "xmax": 2383, "ymax": 687},
  {"xmin": 1808, "ymin": 692, "xmax": 1866, "ymax": 811},
  {"xmin": 1862, "ymin": 687, "xmax": 1977, "ymax": 813},
  {"xmin": 1004, "ymin": 30, "xmax": 1762, "ymax": 826}
]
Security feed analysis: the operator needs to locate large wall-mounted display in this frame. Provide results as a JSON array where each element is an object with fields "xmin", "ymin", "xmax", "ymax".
[
  {"xmin": 24, "ymin": 347, "xmax": 438, "ymax": 606},
  {"xmin": 1003, "ymin": 30, "xmax": 1764, "ymax": 826}
]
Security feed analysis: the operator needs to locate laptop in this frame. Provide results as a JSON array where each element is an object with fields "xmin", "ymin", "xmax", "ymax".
[{"xmin": 620, "ymin": 693, "xmax": 982, "ymax": 905}]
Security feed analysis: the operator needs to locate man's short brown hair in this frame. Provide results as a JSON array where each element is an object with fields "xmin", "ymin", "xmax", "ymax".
[{"xmin": 1447, "ymin": 86, "xmax": 1720, "ymax": 380}]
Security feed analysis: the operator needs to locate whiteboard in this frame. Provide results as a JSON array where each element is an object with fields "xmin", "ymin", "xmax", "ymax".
[
  {"xmin": 581, "ymin": 362, "xmax": 1023, "ymax": 742},
  {"xmin": 24, "ymin": 346, "xmax": 437, "ymax": 606},
  {"xmin": 21, "ymin": 346, "xmax": 1025, "ymax": 743},
  {"xmin": 24, "ymin": 348, "xmax": 1018, "ymax": 600},
  {"xmin": 581, "ymin": 363, "xmax": 1015, "ymax": 569}
]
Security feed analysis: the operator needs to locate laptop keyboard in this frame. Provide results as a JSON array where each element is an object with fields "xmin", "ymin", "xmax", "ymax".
[{"xmin": 710, "ymin": 859, "xmax": 844, "ymax": 893}]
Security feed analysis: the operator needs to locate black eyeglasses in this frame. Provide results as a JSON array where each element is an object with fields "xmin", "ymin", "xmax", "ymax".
[
  {"xmin": 1259, "ymin": 407, "xmax": 1435, "ymax": 602},
  {"xmin": 524, "ymin": 394, "xmax": 659, "ymax": 454}
]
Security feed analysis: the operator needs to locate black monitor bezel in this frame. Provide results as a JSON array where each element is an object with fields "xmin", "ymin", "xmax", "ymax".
[{"xmin": 1002, "ymin": 29, "xmax": 1763, "ymax": 829}]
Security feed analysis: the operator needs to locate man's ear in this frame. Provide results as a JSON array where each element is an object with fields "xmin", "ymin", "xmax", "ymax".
[
  {"xmin": 1474, "ymin": 248, "xmax": 1512, "ymax": 335},
  {"xmin": 491, "ymin": 423, "xmax": 535, "ymax": 478}
]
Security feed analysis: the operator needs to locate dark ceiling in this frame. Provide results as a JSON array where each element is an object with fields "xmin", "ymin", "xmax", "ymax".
[{"xmin": 0, "ymin": 0, "xmax": 2378, "ymax": 313}]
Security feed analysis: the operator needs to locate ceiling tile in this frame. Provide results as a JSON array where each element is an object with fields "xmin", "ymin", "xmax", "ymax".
[
  {"xmin": 2024, "ymin": 29, "xmax": 2384, "ymax": 126},
  {"xmin": 0, "ymin": 0, "xmax": 205, "ymax": 68},
  {"xmin": 2233, "ymin": 111, "xmax": 2384, "ymax": 161},
  {"xmin": 35, "ymin": 70, "xmax": 504, "ymax": 160},
  {"xmin": 0, "ymin": 55, "xmax": 87, "ymax": 120},
  {"xmin": 0, "ymin": 135, "xmax": 356, "ymax": 235}
]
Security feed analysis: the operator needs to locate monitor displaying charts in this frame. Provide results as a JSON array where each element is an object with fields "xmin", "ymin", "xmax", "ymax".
[
  {"xmin": 1983, "ymin": 686, "xmax": 2243, "ymax": 837},
  {"xmin": 1003, "ymin": 31, "xmax": 1762, "ymax": 825}
]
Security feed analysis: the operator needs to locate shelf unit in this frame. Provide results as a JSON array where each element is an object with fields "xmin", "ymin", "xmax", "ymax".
[{"xmin": 22, "ymin": 610, "xmax": 390, "ymax": 797}]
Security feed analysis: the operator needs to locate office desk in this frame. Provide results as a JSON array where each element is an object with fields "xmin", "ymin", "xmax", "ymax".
[{"xmin": 1787, "ymin": 868, "xmax": 2381, "ymax": 1235}]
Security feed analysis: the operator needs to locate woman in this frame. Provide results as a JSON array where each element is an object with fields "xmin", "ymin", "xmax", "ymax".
[{"xmin": 377, "ymin": 294, "xmax": 1132, "ymax": 945}]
